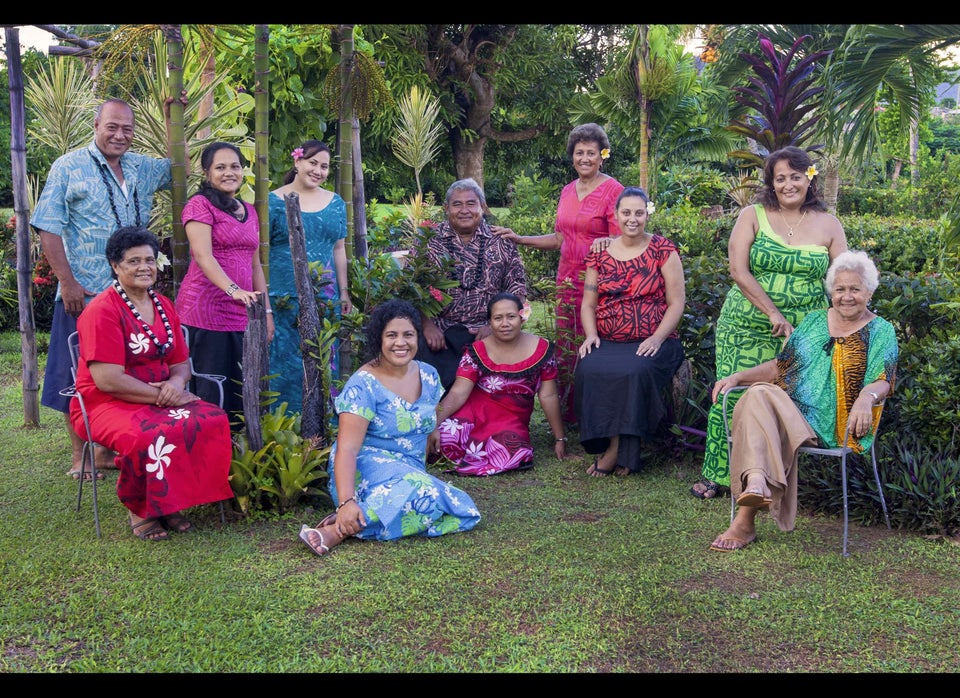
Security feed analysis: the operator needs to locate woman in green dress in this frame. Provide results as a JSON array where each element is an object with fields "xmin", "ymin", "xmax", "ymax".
[{"xmin": 690, "ymin": 146, "xmax": 848, "ymax": 500}]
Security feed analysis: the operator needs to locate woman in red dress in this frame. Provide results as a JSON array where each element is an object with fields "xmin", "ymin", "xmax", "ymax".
[
  {"xmin": 71, "ymin": 226, "xmax": 234, "ymax": 541},
  {"xmin": 427, "ymin": 293, "xmax": 568, "ymax": 476},
  {"xmin": 574, "ymin": 187, "xmax": 686, "ymax": 476},
  {"xmin": 492, "ymin": 123, "xmax": 624, "ymax": 424}
]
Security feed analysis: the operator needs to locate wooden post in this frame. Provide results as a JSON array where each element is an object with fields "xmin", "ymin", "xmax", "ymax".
[
  {"xmin": 284, "ymin": 192, "xmax": 325, "ymax": 441},
  {"xmin": 6, "ymin": 27, "xmax": 40, "ymax": 426},
  {"xmin": 242, "ymin": 296, "xmax": 269, "ymax": 451}
]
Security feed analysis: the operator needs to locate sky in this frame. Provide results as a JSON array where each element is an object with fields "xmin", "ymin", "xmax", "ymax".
[{"xmin": 0, "ymin": 25, "xmax": 54, "ymax": 58}]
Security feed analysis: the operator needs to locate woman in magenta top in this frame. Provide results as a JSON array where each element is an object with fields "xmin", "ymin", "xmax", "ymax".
[
  {"xmin": 494, "ymin": 123, "xmax": 623, "ymax": 424},
  {"xmin": 175, "ymin": 142, "xmax": 273, "ymax": 424}
]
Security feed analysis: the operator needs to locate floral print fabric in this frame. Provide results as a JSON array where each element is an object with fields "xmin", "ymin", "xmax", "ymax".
[
  {"xmin": 437, "ymin": 337, "xmax": 558, "ymax": 476},
  {"xmin": 71, "ymin": 288, "xmax": 234, "ymax": 519},
  {"xmin": 329, "ymin": 362, "xmax": 481, "ymax": 540}
]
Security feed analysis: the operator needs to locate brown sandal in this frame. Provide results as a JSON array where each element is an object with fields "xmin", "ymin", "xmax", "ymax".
[
  {"xmin": 690, "ymin": 478, "xmax": 729, "ymax": 499},
  {"xmin": 160, "ymin": 513, "xmax": 194, "ymax": 533},
  {"xmin": 131, "ymin": 518, "xmax": 169, "ymax": 541}
]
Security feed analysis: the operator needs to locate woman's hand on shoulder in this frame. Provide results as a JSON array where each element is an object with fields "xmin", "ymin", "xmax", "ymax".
[
  {"xmin": 589, "ymin": 237, "xmax": 615, "ymax": 254},
  {"xmin": 490, "ymin": 225, "xmax": 520, "ymax": 243}
]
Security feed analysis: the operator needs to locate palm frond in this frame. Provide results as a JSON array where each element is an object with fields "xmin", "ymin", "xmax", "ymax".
[{"xmin": 24, "ymin": 58, "xmax": 98, "ymax": 155}]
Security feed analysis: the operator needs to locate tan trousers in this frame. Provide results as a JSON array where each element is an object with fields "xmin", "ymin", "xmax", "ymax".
[{"xmin": 730, "ymin": 383, "xmax": 817, "ymax": 531}]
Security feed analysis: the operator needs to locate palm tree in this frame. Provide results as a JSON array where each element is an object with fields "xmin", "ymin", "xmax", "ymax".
[
  {"xmin": 161, "ymin": 24, "xmax": 188, "ymax": 291},
  {"xmin": 570, "ymin": 24, "xmax": 734, "ymax": 198},
  {"xmin": 828, "ymin": 24, "xmax": 960, "ymax": 164}
]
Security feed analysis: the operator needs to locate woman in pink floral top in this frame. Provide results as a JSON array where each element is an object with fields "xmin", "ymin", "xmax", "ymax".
[{"xmin": 427, "ymin": 293, "xmax": 568, "ymax": 476}]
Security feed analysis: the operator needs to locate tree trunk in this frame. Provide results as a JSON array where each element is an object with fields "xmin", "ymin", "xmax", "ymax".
[
  {"xmin": 337, "ymin": 25, "xmax": 356, "ymax": 263},
  {"xmin": 909, "ymin": 118, "xmax": 920, "ymax": 187},
  {"xmin": 242, "ymin": 297, "xmax": 269, "ymax": 451},
  {"xmin": 162, "ymin": 25, "xmax": 189, "ymax": 295},
  {"xmin": 6, "ymin": 27, "xmax": 40, "ymax": 426},
  {"xmin": 254, "ymin": 25, "xmax": 271, "ymax": 275},
  {"xmin": 351, "ymin": 114, "xmax": 368, "ymax": 261},
  {"xmin": 822, "ymin": 154, "xmax": 840, "ymax": 216},
  {"xmin": 284, "ymin": 193, "xmax": 325, "ymax": 441},
  {"xmin": 452, "ymin": 136, "xmax": 486, "ymax": 189}
]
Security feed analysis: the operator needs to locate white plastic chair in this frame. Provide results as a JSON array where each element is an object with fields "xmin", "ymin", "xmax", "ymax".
[
  {"xmin": 59, "ymin": 331, "xmax": 101, "ymax": 536},
  {"xmin": 722, "ymin": 385, "xmax": 891, "ymax": 557}
]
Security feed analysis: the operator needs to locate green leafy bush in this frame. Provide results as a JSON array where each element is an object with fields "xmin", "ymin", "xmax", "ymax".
[
  {"xmin": 499, "ymin": 173, "xmax": 562, "ymax": 300},
  {"xmin": 230, "ymin": 403, "xmax": 332, "ymax": 516},
  {"xmin": 880, "ymin": 432, "xmax": 960, "ymax": 536}
]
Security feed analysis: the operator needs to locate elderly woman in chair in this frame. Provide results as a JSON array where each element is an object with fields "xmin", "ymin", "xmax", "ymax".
[
  {"xmin": 709, "ymin": 250, "xmax": 898, "ymax": 552},
  {"xmin": 71, "ymin": 226, "xmax": 234, "ymax": 542}
]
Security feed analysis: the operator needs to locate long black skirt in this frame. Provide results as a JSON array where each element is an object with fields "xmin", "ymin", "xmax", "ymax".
[{"xmin": 574, "ymin": 337, "xmax": 684, "ymax": 473}]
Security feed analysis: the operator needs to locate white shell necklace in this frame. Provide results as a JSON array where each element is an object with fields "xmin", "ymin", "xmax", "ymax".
[
  {"xmin": 113, "ymin": 280, "xmax": 173, "ymax": 355},
  {"xmin": 779, "ymin": 208, "xmax": 807, "ymax": 237}
]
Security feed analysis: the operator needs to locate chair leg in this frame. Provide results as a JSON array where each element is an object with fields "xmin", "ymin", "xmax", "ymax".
[
  {"xmin": 840, "ymin": 452, "xmax": 849, "ymax": 557},
  {"xmin": 869, "ymin": 443, "xmax": 892, "ymax": 530},
  {"xmin": 76, "ymin": 439, "xmax": 101, "ymax": 538}
]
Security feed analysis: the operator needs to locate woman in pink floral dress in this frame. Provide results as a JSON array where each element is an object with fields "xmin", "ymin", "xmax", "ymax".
[{"xmin": 427, "ymin": 293, "xmax": 568, "ymax": 476}]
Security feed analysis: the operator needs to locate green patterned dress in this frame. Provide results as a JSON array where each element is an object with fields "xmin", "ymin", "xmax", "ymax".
[{"xmin": 700, "ymin": 205, "xmax": 830, "ymax": 487}]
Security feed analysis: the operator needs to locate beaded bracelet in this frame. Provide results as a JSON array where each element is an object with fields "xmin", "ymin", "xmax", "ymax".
[{"xmin": 336, "ymin": 496, "xmax": 356, "ymax": 511}]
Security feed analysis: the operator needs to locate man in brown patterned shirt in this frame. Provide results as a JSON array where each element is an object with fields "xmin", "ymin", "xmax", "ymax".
[{"xmin": 420, "ymin": 178, "xmax": 528, "ymax": 389}]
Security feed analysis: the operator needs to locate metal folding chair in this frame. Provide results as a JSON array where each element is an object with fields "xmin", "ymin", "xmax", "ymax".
[
  {"xmin": 182, "ymin": 325, "xmax": 228, "ymax": 524},
  {"xmin": 182, "ymin": 325, "xmax": 226, "ymax": 411},
  {"xmin": 722, "ymin": 385, "xmax": 892, "ymax": 557},
  {"xmin": 59, "ymin": 331, "xmax": 102, "ymax": 537},
  {"xmin": 62, "ymin": 327, "xmax": 228, "ymax": 534}
]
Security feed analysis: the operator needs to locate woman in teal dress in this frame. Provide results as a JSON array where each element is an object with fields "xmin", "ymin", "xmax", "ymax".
[
  {"xmin": 268, "ymin": 140, "xmax": 350, "ymax": 415},
  {"xmin": 298, "ymin": 300, "xmax": 481, "ymax": 557},
  {"xmin": 691, "ymin": 147, "xmax": 848, "ymax": 500}
]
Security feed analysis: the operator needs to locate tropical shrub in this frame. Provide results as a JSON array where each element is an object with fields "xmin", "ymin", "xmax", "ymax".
[
  {"xmin": 499, "ymin": 173, "xmax": 561, "ymax": 300},
  {"xmin": 230, "ymin": 402, "xmax": 332, "ymax": 516}
]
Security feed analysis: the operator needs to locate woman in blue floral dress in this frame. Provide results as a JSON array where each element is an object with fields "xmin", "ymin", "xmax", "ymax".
[{"xmin": 299, "ymin": 300, "xmax": 481, "ymax": 556}]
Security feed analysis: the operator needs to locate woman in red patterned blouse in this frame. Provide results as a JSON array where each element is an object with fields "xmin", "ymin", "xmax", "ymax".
[{"xmin": 574, "ymin": 187, "xmax": 686, "ymax": 476}]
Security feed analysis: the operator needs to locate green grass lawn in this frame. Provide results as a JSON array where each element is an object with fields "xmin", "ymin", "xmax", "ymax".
[{"xmin": 2, "ymin": 329, "xmax": 959, "ymax": 673}]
